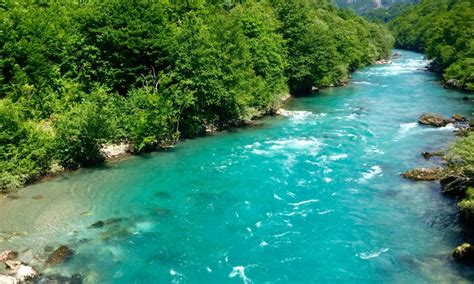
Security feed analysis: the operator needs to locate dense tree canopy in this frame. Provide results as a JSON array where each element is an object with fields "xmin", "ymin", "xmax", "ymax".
[
  {"xmin": 390, "ymin": 0, "xmax": 474, "ymax": 90},
  {"xmin": 0, "ymin": 0, "xmax": 393, "ymax": 191},
  {"xmin": 333, "ymin": 0, "xmax": 418, "ymax": 14},
  {"xmin": 362, "ymin": 3, "xmax": 415, "ymax": 23}
]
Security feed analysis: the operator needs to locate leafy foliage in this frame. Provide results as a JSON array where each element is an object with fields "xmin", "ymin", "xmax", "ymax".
[
  {"xmin": 390, "ymin": 0, "xmax": 474, "ymax": 90},
  {"xmin": 459, "ymin": 187, "xmax": 474, "ymax": 223},
  {"xmin": 0, "ymin": 0, "xmax": 392, "ymax": 191},
  {"xmin": 451, "ymin": 132, "xmax": 474, "ymax": 171},
  {"xmin": 363, "ymin": 3, "xmax": 416, "ymax": 23},
  {"xmin": 0, "ymin": 101, "xmax": 52, "ymax": 192},
  {"xmin": 271, "ymin": 0, "xmax": 393, "ymax": 94},
  {"xmin": 333, "ymin": 0, "xmax": 418, "ymax": 14}
]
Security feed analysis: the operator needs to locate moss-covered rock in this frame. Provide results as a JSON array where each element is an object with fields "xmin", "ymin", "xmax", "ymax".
[
  {"xmin": 418, "ymin": 113, "xmax": 449, "ymax": 127},
  {"xmin": 459, "ymin": 187, "xmax": 474, "ymax": 224},
  {"xmin": 401, "ymin": 167, "xmax": 446, "ymax": 181},
  {"xmin": 45, "ymin": 245, "xmax": 73, "ymax": 265},
  {"xmin": 453, "ymin": 243, "xmax": 474, "ymax": 262}
]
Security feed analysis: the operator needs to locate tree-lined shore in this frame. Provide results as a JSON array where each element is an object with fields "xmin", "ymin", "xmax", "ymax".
[
  {"xmin": 0, "ymin": 0, "xmax": 393, "ymax": 192},
  {"xmin": 389, "ymin": 0, "xmax": 473, "ymax": 91}
]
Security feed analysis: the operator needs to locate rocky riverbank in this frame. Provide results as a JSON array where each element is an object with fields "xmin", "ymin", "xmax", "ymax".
[
  {"xmin": 402, "ymin": 112, "xmax": 474, "ymax": 262},
  {"xmin": 0, "ymin": 246, "xmax": 80, "ymax": 283}
]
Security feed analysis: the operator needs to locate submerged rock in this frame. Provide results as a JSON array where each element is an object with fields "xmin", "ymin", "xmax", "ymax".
[
  {"xmin": 89, "ymin": 221, "xmax": 105, "ymax": 229},
  {"xmin": 45, "ymin": 245, "xmax": 73, "ymax": 265},
  {"xmin": 31, "ymin": 195, "xmax": 44, "ymax": 200},
  {"xmin": 0, "ymin": 251, "xmax": 18, "ymax": 262},
  {"xmin": 37, "ymin": 273, "xmax": 83, "ymax": 284},
  {"xmin": 401, "ymin": 167, "xmax": 446, "ymax": 181},
  {"xmin": 89, "ymin": 218, "xmax": 123, "ymax": 229},
  {"xmin": 453, "ymin": 243, "xmax": 474, "ymax": 262},
  {"xmin": 154, "ymin": 207, "xmax": 171, "ymax": 217},
  {"xmin": 43, "ymin": 246, "xmax": 54, "ymax": 253},
  {"xmin": 418, "ymin": 113, "xmax": 449, "ymax": 127},
  {"xmin": 154, "ymin": 191, "xmax": 172, "ymax": 199},
  {"xmin": 421, "ymin": 151, "xmax": 444, "ymax": 160}
]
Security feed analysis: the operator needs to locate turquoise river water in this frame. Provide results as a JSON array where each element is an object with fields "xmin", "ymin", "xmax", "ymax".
[{"xmin": 0, "ymin": 50, "xmax": 473, "ymax": 283}]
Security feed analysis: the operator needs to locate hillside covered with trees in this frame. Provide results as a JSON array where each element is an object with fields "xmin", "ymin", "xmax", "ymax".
[
  {"xmin": 362, "ymin": 3, "xmax": 415, "ymax": 23},
  {"xmin": 0, "ymin": 0, "xmax": 393, "ymax": 192},
  {"xmin": 390, "ymin": 0, "xmax": 474, "ymax": 90},
  {"xmin": 333, "ymin": 0, "xmax": 418, "ymax": 14}
]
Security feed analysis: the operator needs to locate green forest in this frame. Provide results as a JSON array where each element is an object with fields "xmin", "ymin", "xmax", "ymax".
[
  {"xmin": 0, "ymin": 0, "xmax": 394, "ymax": 192},
  {"xmin": 333, "ymin": 0, "xmax": 418, "ymax": 14},
  {"xmin": 389, "ymin": 0, "xmax": 474, "ymax": 90}
]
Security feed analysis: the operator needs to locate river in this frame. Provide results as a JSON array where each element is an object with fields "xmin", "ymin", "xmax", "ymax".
[{"xmin": 0, "ymin": 50, "xmax": 473, "ymax": 283}]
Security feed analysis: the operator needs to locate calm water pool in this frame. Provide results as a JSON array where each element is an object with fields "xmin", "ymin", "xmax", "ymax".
[{"xmin": 0, "ymin": 50, "xmax": 473, "ymax": 283}]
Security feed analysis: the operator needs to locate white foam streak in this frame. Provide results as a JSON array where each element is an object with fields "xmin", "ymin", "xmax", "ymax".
[
  {"xmin": 357, "ymin": 248, "xmax": 389, "ymax": 259},
  {"xmin": 329, "ymin": 153, "xmax": 348, "ymax": 161},
  {"xmin": 398, "ymin": 122, "xmax": 418, "ymax": 134},
  {"xmin": 360, "ymin": 166, "xmax": 382, "ymax": 182},
  {"xmin": 229, "ymin": 266, "xmax": 251, "ymax": 284},
  {"xmin": 289, "ymin": 199, "xmax": 319, "ymax": 207}
]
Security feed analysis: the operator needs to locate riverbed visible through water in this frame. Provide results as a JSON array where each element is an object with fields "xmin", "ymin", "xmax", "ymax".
[{"xmin": 0, "ymin": 50, "xmax": 473, "ymax": 283}]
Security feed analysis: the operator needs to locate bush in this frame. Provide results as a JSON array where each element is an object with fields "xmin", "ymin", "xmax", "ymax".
[
  {"xmin": 124, "ymin": 87, "xmax": 179, "ymax": 152},
  {"xmin": 459, "ymin": 187, "xmax": 474, "ymax": 224},
  {"xmin": 0, "ymin": 101, "xmax": 52, "ymax": 191},
  {"xmin": 53, "ymin": 89, "xmax": 115, "ymax": 168},
  {"xmin": 451, "ymin": 132, "xmax": 474, "ymax": 171}
]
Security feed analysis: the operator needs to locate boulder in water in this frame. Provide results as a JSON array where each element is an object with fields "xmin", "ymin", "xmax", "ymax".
[
  {"xmin": 421, "ymin": 151, "xmax": 444, "ymax": 160},
  {"xmin": 14, "ymin": 264, "xmax": 38, "ymax": 282},
  {"xmin": 45, "ymin": 245, "xmax": 73, "ymax": 265},
  {"xmin": 4, "ymin": 260, "xmax": 38, "ymax": 282},
  {"xmin": 5, "ymin": 260, "xmax": 21, "ymax": 271},
  {"xmin": 38, "ymin": 273, "xmax": 82, "ymax": 284},
  {"xmin": 452, "ymin": 114, "xmax": 469, "ymax": 122},
  {"xmin": 401, "ymin": 167, "xmax": 446, "ymax": 181},
  {"xmin": 275, "ymin": 108, "xmax": 288, "ymax": 116},
  {"xmin": 0, "ymin": 251, "xmax": 18, "ymax": 262},
  {"xmin": 89, "ymin": 220, "xmax": 105, "ymax": 229},
  {"xmin": 89, "ymin": 218, "xmax": 123, "ymax": 229},
  {"xmin": 444, "ymin": 79, "xmax": 460, "ymax": 89},
  {"xmin": 453, "ymin": 243, "xmax": 474, "ymax": 262},
  {"xmin": 418, "ymin": 113, "xmax": 449, "ymax": 127},
  {"xmin": 31, "ymin": 195, "xmax": 44, "ymax": 200}
]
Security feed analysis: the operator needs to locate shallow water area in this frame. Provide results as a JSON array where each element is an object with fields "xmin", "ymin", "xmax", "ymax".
[{"xmin": 0, "ymin": 50, "xmax": 473, "ymax": 283}]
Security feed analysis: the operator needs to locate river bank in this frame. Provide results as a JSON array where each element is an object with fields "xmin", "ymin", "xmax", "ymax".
[
  {"xmin": 1, "ymin": 50, "xmax": 473, "ymax": 282},
  {"xmin": 401, "ymin": 112, "xmax": 474, "ymax": 261}
]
